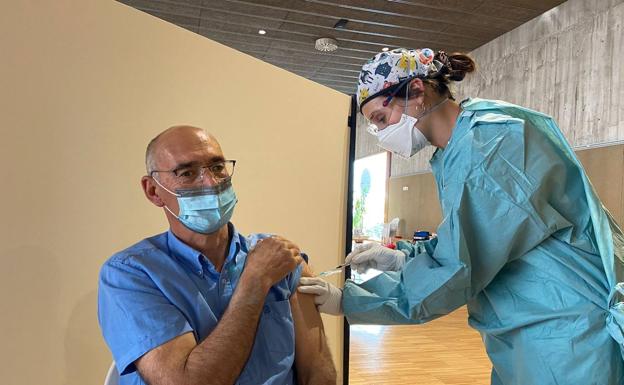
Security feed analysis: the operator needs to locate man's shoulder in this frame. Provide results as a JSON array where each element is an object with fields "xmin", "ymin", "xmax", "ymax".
[
  {"xmin": 238, "ymin": 232, "xmax": 271, "ymax": 249},
  {"xmin": 236, "ymin": 230, "xmax": 306, "ymax": 298},
  {"xmin": 103, "ymin": 232, "xmax": 169, "ymax": 269},
  {"xmin": 99, "ymin": 231, "xmax": 190, "ymax": 293},
  {"xmin": 238, "ymin": 231, "xmax": 309, "ymax": 263}
]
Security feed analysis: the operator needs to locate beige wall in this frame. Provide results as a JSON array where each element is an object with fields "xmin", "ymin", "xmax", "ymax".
[
  {"xmin": 388, "ymin": 173, "xmax": 442, "ymax": 238},
  {"xmin": 576, "ymin": 145, "xmax": 624, "ymax": 223},
  {"xmin": 0, "ymin": 1, "xmax": 350, "ymax": 384},
  {"xmin": 388, "ymin": 144, "xmax": 624, "ymax": 238}
]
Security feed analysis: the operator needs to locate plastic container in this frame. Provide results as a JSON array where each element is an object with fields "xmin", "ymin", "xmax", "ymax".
[{"xmin": 413, "ymin": 231, "xmax": 431, "ymax": 242}]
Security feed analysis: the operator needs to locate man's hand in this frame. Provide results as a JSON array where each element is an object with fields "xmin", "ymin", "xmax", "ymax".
[{"xmin": 244, "ymin": 236, "xmax": 303, "ymax": 290}]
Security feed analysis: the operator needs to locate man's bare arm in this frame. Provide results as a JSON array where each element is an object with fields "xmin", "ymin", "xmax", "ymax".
[
  {"xmin": 291, "ymin": 263, "xmax": 337, "ymax": 385},
  {"xmin": 135, "ymin": 237, "xmax": 303, "ymax": 385}
]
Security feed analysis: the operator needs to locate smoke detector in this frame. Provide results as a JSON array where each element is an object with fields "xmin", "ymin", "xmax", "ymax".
[{"xmin": 315, "ymin": 37, "xmax": 338, "ymax": 52}]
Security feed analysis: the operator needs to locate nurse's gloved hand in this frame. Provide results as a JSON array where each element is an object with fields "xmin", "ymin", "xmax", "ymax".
[
  {"xmin": 345, "ymin": 243, "xmax": 406, "ymax": 273},
  {"xmin": 298, "ymin": 277, "xmax": 343, "ymax": 315}
]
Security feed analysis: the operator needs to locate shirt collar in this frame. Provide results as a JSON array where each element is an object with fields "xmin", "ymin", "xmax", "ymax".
[{"xmin": 166, "ymin": 223, "xmax": 243, "ymax": 276}]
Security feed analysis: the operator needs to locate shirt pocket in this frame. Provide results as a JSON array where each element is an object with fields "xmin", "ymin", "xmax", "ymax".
[
  {"xmin": 236, "ymin": 299, "xmax": 295, "ymax": 385},
  {"xmin": 258, "ymin": 299, "xmax": 295, "ymax": 353}
]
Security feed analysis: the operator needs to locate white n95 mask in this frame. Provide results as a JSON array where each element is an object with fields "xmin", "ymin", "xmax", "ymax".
[
  {"xmin": 377, "ymin": 114, "xmax": 429, "ymax": 159},
  {"xmin": 376, "ymin": 97, "xmax": 448, "ymax": 159}
]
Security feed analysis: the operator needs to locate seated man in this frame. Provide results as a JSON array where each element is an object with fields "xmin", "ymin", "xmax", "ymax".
[{"xmin": 98, "ymin": 125, "xmax": 336, "ymax": 385}]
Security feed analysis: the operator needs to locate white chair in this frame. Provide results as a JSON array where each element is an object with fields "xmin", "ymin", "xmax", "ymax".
[{"xmin": 104, "ymin": 362, "xmax": 120, "ymax": 385}]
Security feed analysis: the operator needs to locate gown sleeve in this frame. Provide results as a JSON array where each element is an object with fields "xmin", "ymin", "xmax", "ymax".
[{"xmin": 343, "ymin": 115, "xmax": 573, "ymax": 324}]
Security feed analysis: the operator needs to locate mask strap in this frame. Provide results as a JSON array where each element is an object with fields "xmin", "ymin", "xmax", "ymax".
[
  {"xmin": 382, "ymin": 74, "xmax": 417, "ymax": 107},
  {"xmin": 151, "ymin": 174, "xmax": 180, "ymax": 197},
  {"xmin": 415, "ymin": 97, "xmax": 449, "ymax": 120},
  {"xmin": 404, "ymin": 77, "xmax": 410, "ymax": 115},
  {"xmin": 403, "ymin": 53, "xmax": 443, "ymax": 118},
  {"xmin": 151, "ymin": 175, "xmax": 182, "ymax": 219},
  {"xmin": 406, "ymin": 55, "xmax": 448, "ymax": 122},
  {"xmin": 406, "ymin": 53, "xmax": 413, "ymax": 114},
  {"xmin": 163, "ymin": 204, "xmax": 181, "ymax": 220}
]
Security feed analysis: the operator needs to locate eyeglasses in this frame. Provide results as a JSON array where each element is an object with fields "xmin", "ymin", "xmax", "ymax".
[
  {"xmin": 366, "ymin": 112, "xmax": 391, "ymax": 135},
  {"xmin": 365, "ymin": 76, "xmax": 417, "ymax": 135},
  {"xmin": 365, "ymin": 101, "xmax": 408, "ymax": 134},
  {"xmin": 150, "ymin": 160, "xmax": 236, "ymax": 187}
]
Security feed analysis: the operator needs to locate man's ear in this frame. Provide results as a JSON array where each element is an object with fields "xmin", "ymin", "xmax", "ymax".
[{"xmin": 141, "ymin": 176, "xmax": 165, "ymax": 207}]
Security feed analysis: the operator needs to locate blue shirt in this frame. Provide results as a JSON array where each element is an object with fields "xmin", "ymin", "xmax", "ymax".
[{"xmin": 98, "ymin": 223, "xmax": 303, "ymax": 385}]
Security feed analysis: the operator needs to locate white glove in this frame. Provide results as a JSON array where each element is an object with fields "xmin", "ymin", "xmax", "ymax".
[
  {"xmin": 345, "ymin": 242, "xmax": 406, "ymax": 273},
  {"xmin": 297, "ymin": 277, "xmax": 343, "ymax": 315}
]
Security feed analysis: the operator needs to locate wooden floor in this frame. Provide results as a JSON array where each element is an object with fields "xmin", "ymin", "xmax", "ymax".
[{"xmin": 348, "ymin": 306, "xmax": 492, "ymax": 385}]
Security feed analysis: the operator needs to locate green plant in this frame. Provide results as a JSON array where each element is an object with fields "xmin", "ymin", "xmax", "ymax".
[
  {"xmin": 353, "ymin": 168, "xmax": 371, "ymax": 234},
  {"xmin": 353, "ymin": 195, "xmax": 365, "ymax": 232}
]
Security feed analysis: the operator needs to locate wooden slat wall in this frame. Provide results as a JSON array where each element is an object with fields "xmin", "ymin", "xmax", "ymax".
[{"xmin": 118, "ymin": 0, "xmax": 567, "ymax": 95}]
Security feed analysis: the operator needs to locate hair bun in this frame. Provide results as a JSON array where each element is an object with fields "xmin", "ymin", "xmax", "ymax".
[{"xmin": 435, "ymin": 51, "xmax": 475, "ymax": 82}]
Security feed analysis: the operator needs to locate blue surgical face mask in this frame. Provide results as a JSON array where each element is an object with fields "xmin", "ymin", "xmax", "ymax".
[{"xmin": 154, "ymin": 178, "xmax": 238, "ymax": 234}]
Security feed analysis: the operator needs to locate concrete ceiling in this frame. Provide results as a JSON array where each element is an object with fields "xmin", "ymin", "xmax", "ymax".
[{"xmin": 117, "ymin": 0, "xmax": 567, "ymax": 94}]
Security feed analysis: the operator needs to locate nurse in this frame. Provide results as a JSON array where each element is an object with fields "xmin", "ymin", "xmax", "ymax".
[{"xmin": 299, "ymin": 48, "xmax": 624, "ymax": 385}]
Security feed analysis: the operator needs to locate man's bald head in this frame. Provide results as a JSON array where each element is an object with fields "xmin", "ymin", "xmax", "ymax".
[{"xmin": 145, "ymin": 125, "xmax": 220, "ymax": 174}]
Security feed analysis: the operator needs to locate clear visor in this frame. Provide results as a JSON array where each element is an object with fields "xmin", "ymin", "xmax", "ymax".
[
  {"xmin": 363, "ymin": 72, "xmax": 419, "ymax": 137},
  {"xmin": 364, "ymin": 91, "xmax": 410, "ymax": 136}
]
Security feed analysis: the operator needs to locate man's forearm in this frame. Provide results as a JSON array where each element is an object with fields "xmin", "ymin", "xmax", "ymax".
[{"xmin": 183, "ymin": 275, "xmax": 268, "ymax": 385}]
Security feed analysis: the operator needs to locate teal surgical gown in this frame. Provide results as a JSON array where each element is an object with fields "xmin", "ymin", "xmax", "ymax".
[{"xmin": 343, "ymin": 98, "xmax": 624, "ymax": 385}]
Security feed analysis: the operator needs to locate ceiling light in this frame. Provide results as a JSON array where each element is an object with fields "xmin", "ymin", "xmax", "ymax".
[
  {"xmin": 258, "ymin": 29, "xmax": 266, "ymax": 35},
  {"xmin": 382, "ymin": 47, "xmax": 389, "ymax": 52},
  {"xmin": 315, "ymin": 37, "xmax": 338, "ymax": 52}
]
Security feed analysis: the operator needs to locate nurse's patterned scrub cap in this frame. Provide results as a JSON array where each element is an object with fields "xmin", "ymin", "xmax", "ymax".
[{"xmin": 356, "ymin": 48, "xmax": 444, "ymax": 112}]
